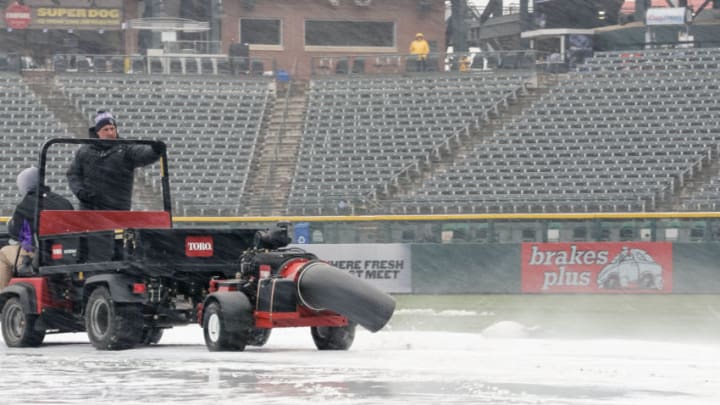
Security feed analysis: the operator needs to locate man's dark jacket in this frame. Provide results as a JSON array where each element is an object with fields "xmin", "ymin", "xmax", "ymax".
[
  {"xmin": 66, "ymin": 142, "xmax": 160, "ymax": 210},
  {"xmin": 8, "ymin": 186, "xmax": 74, "ymax": 240}
]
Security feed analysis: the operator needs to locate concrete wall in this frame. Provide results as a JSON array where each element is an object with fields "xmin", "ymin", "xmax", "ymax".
[
  {"xmin": 671, "ymin": 243, "xmax": 720, "ymax": 293},
  {"xmin": 412, "ymin": 244, "xmax": 521, "ymax": 293},
  {"xmin": 410, "ymin": 242, "xmax": 720, "ymax": 294}
]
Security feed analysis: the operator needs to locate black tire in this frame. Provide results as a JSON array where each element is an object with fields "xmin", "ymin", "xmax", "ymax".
[
  {"xmin": 247, "ymin": 328, "xmax": 271, "ymax": 347},
  {"xmin": 203, "ymin": 301, "xmax": 248, "ymax": 351},
  {"xmin": 85, "ymin": 287, "xmax": 143, "ymax": 350},
  {"xmin": 141, "ymin": 327, "xmax": 164, "ymax": 345},
  {"xmin": 1, "ymin": 297, "xmax": 45, "ymax": 347},
  {"xmin": 311, "ymin": 322, "xmax": 356, "ymax": 351}
]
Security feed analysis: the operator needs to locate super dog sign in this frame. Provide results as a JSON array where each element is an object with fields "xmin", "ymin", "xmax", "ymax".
[{"xmin": 521, "ymin": 242, "xmax": 673, "ymax": 293}]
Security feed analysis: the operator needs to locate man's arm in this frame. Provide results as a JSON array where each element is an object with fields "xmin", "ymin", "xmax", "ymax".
[
  {"xmin": 47, "ymin": 192, "xmax": 75, "ymax": 211},
  {"xmin": 126, "ymin": 144, "xmax": 161, "ymax": 168}
]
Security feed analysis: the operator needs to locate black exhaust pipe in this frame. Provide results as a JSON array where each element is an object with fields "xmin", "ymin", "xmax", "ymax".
[{"xmin": 296, "ymin": 261, "xmax": 396, "ymax": 332}]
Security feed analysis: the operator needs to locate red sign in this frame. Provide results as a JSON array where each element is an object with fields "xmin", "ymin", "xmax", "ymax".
[
  {"xmin": 51, "ymin": 243, "xmax": 63, "ymax": 260},
  {"xmin": 5, "ymin": 2, "xmax": 31, "ymax": 30},
  {"xmin": 521, "ymin": 242, "xmax": 673, "ymax": 293},
  {"xmin": 185, "ymin": 236, "xmax": 213, "ymax": 257}
]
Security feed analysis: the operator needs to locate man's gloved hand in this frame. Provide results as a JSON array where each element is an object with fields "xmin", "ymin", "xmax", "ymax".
[
  {"xmin": 77, "ymin": 189, "xmax": 96, "ymax": 203},
  {"xmin": 151, "ymin": 140, "xmax": 164, "ymax": 154}
]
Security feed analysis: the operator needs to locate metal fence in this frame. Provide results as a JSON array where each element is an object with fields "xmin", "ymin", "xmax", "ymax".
[
  {"xmin": 172, "ymin": 213, "xmax": 720, "ymax": 245},
  {"xmin": 310, "ymin": 50, "xmax": 546, "ymax": 76}
]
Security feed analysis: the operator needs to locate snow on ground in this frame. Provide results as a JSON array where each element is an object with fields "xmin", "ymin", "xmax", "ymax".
[{"xmin": 2, "ymin": 323, "xmax": 720, "ymax": 405}]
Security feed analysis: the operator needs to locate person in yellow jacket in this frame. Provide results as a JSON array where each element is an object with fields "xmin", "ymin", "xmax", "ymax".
[
  {"xmin": 409, "ymin": 33, "xmax": 430, "ymax": 72},
  {"xmin": 459, "ymin": 55, "xmax": 471, "ymax": 72}
]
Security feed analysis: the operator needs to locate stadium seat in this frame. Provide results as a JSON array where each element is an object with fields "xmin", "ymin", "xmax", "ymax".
[
  {"xmin": 131, "ymin": 57, "xmax": 145, "ymax": 74},
  {"xmin": 169, "ymin": 58, "xmax": 183, "ymax": 74},
  {"xmin": 287, "ymin": 72, "xmax": 533, "ymax": 214},
  {"xmin": 185, "ymin": 58, "xmax": 199, "ymax": 74},
  {"xmin": 201, "ymin": 58, "xmax": 215, "ymax": 75},
  {"xmin": 250, "ymin": 60, "xmax": 264, "ymax": 75},
  {"xmin": 335, "ymin": 59, "xmax": 349, "ymax": 74},
  {"xmin": 53, "ymin": 55, "xmax": 68, "ymax": 73},
  {"xmin": 351, "ymin": 58, "xmax": 365, "ymax": 74},
  {"xmin": 216, "ymin": 58, "xmax": 231, "ymax": 75},
  {"xmin": 378, "ymin": 48, "xmax": 720, "ymax": 215},
  {"xmin": 76, "ymin": 57, "xmax": 92, "ymax": 72},
  {"xmin": 51, "ymin": 73, "xmax": 274, "ymax": 216},
  {"xmin": 110, "ymin": 57, "xmax": 125, "ymax": 73}
]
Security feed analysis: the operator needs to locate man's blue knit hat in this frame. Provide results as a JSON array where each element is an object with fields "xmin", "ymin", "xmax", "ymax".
[{"xmin": 94, "ymin": 111, "xmax": 116, "ymax": 132}]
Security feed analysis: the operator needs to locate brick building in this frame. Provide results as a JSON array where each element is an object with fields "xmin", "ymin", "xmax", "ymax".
[{"xmin": 219, "ymin": 0, "xmax": 446, "ymax": 77}]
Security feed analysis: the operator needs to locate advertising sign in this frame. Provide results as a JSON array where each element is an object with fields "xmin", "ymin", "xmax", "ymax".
[
  {"xmin": 0, "ymin": 0, "xmax": 123, "ymax": 30},
  {"xmin": 291, "ymin": 243, "xmax": 412, "ymax": 293},
  {"xmin": 293, "ymin": 222, "xmax": 310, "ymax": 244},
  {"xmin": 521, "ymin": 242, "xmax": 673, "ymax": 293},
  {"xmin": 646, "ymin": 7, "xmax": 689, "ymax": 26}
]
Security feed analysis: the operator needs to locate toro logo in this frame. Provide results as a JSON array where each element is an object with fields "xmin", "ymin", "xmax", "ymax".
[
  {"xmin": 51, "ymin": 244, "xmax": 63, "ymax": 260},
  {"xmin": 185, "ymin": 236, "xmax": 213, "ymax": 257}
]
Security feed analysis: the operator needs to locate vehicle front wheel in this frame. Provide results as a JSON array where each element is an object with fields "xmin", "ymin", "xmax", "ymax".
[
  {"xmin": 203, "ymin": 301, "xmax": 248, "ymax": 351},
  {"xmin": 311, "ymin": 322, "xmax": 356, "ymax": 351},
  {"xmin": 85, "ymin": 287, "xmax": 143, "ymax": 350},
  {"xmin": 1, "ymin": 297, "xmax": 45, "ymax": 347}
]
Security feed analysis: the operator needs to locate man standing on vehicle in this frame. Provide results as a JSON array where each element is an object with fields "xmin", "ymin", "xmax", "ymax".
[
  {"xmin": 67, "ymin": 111, "xmax": 162, "ymax": 210},
  {"xmin": 0, "ymin": 167, "xmax": 74, "ymax": 289}
]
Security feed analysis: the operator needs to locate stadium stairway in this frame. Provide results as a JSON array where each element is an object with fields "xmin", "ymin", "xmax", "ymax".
[
  {"xmin": 372, "ymin": 72, "xmax": 563, "ymax": 212},
  {"xmin": 667, "ymin": 154, "xmax": 720, "ymax": 211},
  {"xmin": 22, "ymin": 71, "xmax": 88, "ymax": 138},
  {"xmin": 242, "ymin": 80, "xmax": 308, "ymax": 216}
]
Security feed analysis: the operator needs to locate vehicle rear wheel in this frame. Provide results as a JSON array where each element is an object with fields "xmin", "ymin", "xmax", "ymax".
[
  {"xmin": 85, "ymin": 287, "xmax": 143, "ymax": 350},
  {"xmin": 247, "ymin": 328, "xmax": 271, "ymax": 347},
  {"xmin": 311, "ymin": 322, "xmax": 356, "ymax": 351},
  {"xmin": 1, "ymin": 297, "xmax": 45, "ymax": 347},
  {"xmin": 203, "ymin": 301, "xmax": 248, "ymax": 351}
]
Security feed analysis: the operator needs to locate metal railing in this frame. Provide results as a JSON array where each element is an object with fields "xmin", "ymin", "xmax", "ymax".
[
  {"xmin": 310, "ymin": 50, "xmax": 546, "ymax": 76},
  {"xmin": 162, "ymin": 40, "xmax": 222, "ymax": 55},
  {"xmin": 49, "ymin": 53, "xmax": 276, "ymax": 77},
  {"xmin": 167, "ymin": 212, "xmax": 720, "ymax": 245}
]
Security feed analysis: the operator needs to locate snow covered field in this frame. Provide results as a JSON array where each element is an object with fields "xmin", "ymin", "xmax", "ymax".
[{"xmin": 2, "ymin": 314, "xmax": 720, "ymax": 405}]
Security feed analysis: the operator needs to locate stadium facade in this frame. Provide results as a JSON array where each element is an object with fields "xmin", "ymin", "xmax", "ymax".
[{"xmin": 1, "ymin": 0, "xmax": 447, "ymax": 78}]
